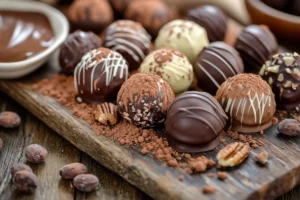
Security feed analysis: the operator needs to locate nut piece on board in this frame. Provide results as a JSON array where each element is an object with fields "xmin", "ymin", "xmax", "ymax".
[
  {"xmin": 277, "ymin": 119, "xmax": 300, "ymax": 136},
  {"xmin": 217, "ymin": 171, "xmax": 228, "ymax": 180},
  {"xmin": 73, "ymin": 174, "xmax": 99, "ymax": 192},
  {"xmin": 94, "ymin": 102, "xmax": 118, "ymax": 125},
  {"xmin": 11, "ymin": 163, "xmax": 33, "ymax": 177},
  {"xmin": 59, "ymin": 163, "xmax": 88, "ymax": 179},
  {"xmin": 256, "ymin": 150, "xmax": 268, "ymax": 165},
  {"xmin": 25, "ymin": 144, "xmax": 48, "ymax": 163},
  {"xmin": 202, "ymin": 185, "xmax": 216, "ymax": 194},
  {"xmin": 0, "ymin": 111, "xmax": 21, "ymax": 128},
  {"xmin": 0, "ymin": 138, "xmax": 3, "ymax": 150},
  {"xmin": 13, "ymin": 171, "xmax": 38, "ymax": 193},
  {"xmin": 217, "ymin": 142, "xmax": 251, "ymax": 167}
]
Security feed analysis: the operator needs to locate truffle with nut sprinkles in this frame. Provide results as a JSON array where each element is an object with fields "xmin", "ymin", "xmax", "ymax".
[
  {"xmin": 259, "ymin": 52, "xmax": 300, "ymax": 111},
  {"xmin": 74, "ymin": 48, "xmax": 128, "ymax": 104}
]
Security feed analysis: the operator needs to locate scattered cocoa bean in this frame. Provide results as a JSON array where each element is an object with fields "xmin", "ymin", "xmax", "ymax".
[
  {"xmin": 277, "ymin": 119, "xmax": 300, "ymax": 136},
  {"xmin": 59, "ymin": 163, "xmax": 88, "ymax": 179},
  {"xmin": 0, "ymin": 138, "xmax": 3, "ymax": 150},
  {"xmin": 202, "ymin": 185, "xmax": 216, "ymax": 194},
  {"xmin": 11, "ymin": 163, "xmax": 33, "ymax": 177},
  {"xmin": 217, "ymin": 171, "xmax": 228, "ymax": 180},
  {"xmin": 25, "ymin": 144, "xmax": 48, "ymax": 163},
  {"xmin": 256, "ymin": 150, "xmax": 268, "ymax": 165},
  {"xmin": 73, "ymin": 174, "xmax": 99, "ymax": 192},
  {"xmin": 13, "ymin": 171, "xmax": 38, "ymax": 193},
  {"xmin": 0, "ymin": 111, "xmax": 21, "ymax": 128}
]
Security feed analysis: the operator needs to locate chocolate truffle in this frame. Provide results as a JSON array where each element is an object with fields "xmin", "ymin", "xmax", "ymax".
[
  {"xmin": 155, "ymin": 20, "xmax": 209, "ymax": 64},
  {"xmin": 195, "ymin": 42, "xmax": 244, "ymax": 95},
  {"xmin": 109, "ymin": 0, "xmax": 140, "ymax": 17},
  {"xmin": 140, "ymin": 49, "xmax": 193, "ymax": 94},
  {"xmin": 259, "ymin": 53, "xmax": 300, "ymax": 111},
  {"xmin": 216, "ymin": 74, "xmax": 276, "ymax": 133},
  {"xmin": 165, "ymin": 91, "xmax": 228, "ymax": 153},
  {"xmin": 117, "ymin": 73, "xmax": 175, "ymax": 128},
  {"xmin": 59, "ymin": 30, "xmax": 102, "ymax": 75},
  {"xmin": 234, "ymin": 25, "xmax": 278, "ymax": 72},
  {"xmin": 74, "ymin": 48, "xmax": 129, "ymax": 104},
  {"xmin": 68, "ymin": 0, "xmax": 114, "ymax": 34},
  {"xmin": 186, "ymin": 5, "xmax": 228, "ymax": 42},
  {"xmin": 124, "ymin": 0, "xmax": 175, "ymax": 38},
  {"xmin": 103, "ymin": 20, "xmax": 151, "ymax": 71}
]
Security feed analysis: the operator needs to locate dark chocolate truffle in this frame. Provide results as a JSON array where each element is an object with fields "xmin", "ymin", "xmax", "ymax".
[
  {"xmin": 234, "ymin": 25, "xmax": 278, "ymax": 72},
  {"xmin": 195, "ymin": 42, "xmax": 244, "ymax": 95},
  {"xmin": 117, "ymin": 73, "xmax": 175, "ymax": 128},
  {"xmin": 108, "ymin": 0, "xmax": 140, "ymax": 16},
  {"xmin": 259, "ymin": 52, "xmax": 300, "ymax": 111},
  {"xmin": 216, "ymin": 74, "xmax": 276, "ymax": 133},
  {"xmin": 74, "ymin": 48, "xmax": 129, "ymax": 104},
  {"xmin": 165, "ymin": 91, "xmax": 228, "ymax": 153},
  {"xmin": 59, "ymin": 30, "xmax": 102, "ymax": 75},
  {"xmin": 186, "ymin": 5, "xmax": 228, "ymax": 42},
  {"xmin": 68, "ymin": 0, "xmax": 114, "ymax": 34},
  {"xmin": 103, "ymin": 20, "xmax": 151, "ymax": 71},
  {"xmin": 124, "ymin": 0, "xmax": 175, "ymax": 38}
]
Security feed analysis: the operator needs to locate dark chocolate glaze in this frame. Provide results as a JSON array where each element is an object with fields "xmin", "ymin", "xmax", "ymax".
[
  {"xmin": 165, "ymin": 91, "xmax": 228, "ymax": 153},
  {"xmin": 195, "ymin": 42, "xmax": 244, "ymax": 95},
  {"xmin": 186, "ymin": 5, "xmax": 227, "ymax": 42},
  {"xmin": 234, "ymin": 25, "xmax": 278, "ymax": 73},
  {"xmin": 0, "ymin": 11, "xmax": 54, "ymax": 62}
]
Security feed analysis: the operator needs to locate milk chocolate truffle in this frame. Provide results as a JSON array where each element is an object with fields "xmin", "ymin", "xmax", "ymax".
[
  {"xmin": 74, "ymin": 48, "xmax": 129, "ymax": 104},
  {"xmin": 68, "ymin": 0, "xmax": 114, "ymax": 34},
  {"xmin": 234, "ymin": 25, "xmax": 278, "ymax": 72},
  {"xmin": 186, "ymin": 5, "xmax": 228, "ymax": 42},
  {"xmin": 259, "ymin": 53, "xmax": 300, "ymax": 111},
  {"xmin": 59, "ymin": 30, "xmax": 102, "ymax": 75},
  {"xmin": 124, "ymin": 0, "xmax": 175, "ymax": 38},
  {"xmin": 117, "ymin": 73, "xmax": 175, "ymax": 127},
  {"xmin": 216, "ymin": 74, "xmax": 276, "ymax": 133},
  {"xmin": 165, "ymin": 91, "xmax": 228, "ymax": 153},
  {"xmin": 103, "ymin": 20, "xmax": 151, "ymax": 71},
  {"xmin": 155, "ymin": 20, "xmax": 209, "ymax": 64},
  {"xmin": 195, "ymin": 42, "xmax": 244, "ymax": 95}
]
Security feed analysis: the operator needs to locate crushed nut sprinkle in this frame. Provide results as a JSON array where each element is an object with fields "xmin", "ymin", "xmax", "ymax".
[{"xmin": 94, "ymin": 102, "xmax": 118, "ymax": 125}]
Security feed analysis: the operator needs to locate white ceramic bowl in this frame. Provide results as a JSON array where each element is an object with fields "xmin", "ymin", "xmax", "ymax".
[{"xmin": 0, "ymin": 0, "xmax": 69, "ymax": 79}]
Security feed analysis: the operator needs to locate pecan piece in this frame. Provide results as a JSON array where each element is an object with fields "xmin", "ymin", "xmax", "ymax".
[
  {"xmin": 94, "ymin": 103, "xmax": 118, "ymax": 125},
  {"xmin": 255, "ymin": 150, "xmax": 268, "ymax": 165},
  {"xmin": 217, "ymin": 142, "xmax": 250, "ymax": 167}
]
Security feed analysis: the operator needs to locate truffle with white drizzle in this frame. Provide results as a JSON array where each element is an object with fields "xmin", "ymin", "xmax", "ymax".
[
  {"xmin": 216, "ymin": 74, "xmax": 276, "ymax": 133},
  {"xmin": 259, "ymin": 52, "xmax": 300, "ymax": 111},
  {"xmin": 103, "ymin": 20, "xmax": 151, "ymax": 71},
  {"xmin": 74, "ymin": 48, "xmax": 128, "ymax": 104}
]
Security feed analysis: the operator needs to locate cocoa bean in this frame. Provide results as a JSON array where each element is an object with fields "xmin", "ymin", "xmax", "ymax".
[
  {"xmin": 59, "ymin": 163, "xmax": 87, "ymax": 179},
  {"xmin": 11, "ymin": 163, "xmax": 33, "ymax": 177},
  {"xmin": 25, "ymin": 144, "xmax": 48, "ymax": 163},
  {"xmin": 0, "ymin": 111, "xmax": 21, "ymax": 128},
  {"xmin": 73, "ymin": 174, "xmax": 99, "ymax": 192},
  {"xmin": 277, "ymin": 119, "xmax": 300, "ymax": 136},
  {"xmin": 13, "ymin": 171, "xmax": 38, "ymax": 193}
]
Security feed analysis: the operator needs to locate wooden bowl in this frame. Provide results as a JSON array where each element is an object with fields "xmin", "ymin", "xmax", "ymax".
[{"xmin": 246, "ymin": 0, "xmax": 300, "ymax": 42}]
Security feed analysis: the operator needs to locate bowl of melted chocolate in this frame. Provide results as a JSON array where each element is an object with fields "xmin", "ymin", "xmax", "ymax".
[{"xmin": 0, "ymin": 1, "xmax": 69, "ymax": 79}]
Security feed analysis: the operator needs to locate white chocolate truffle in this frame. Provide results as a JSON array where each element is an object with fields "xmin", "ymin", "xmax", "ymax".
[
  {"xmin": 140, "ymin": 49, "xmax": 194, "ymax": 94},
  {"xmin": 155, "ymin": 20, "xmax": 209, "ymax": 64}
]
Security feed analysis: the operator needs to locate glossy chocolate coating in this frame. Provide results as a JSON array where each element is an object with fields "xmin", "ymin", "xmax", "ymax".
[
  {"xmin": 165, "ymin": 91, "xmax": 227, "ymax": 153},
  {"xmin": 186, "ymin": 5, "xmax": 227, "ymax": 42},
  {"xmin": 59, "ymin": 30, "xmax": 102, "ymax": 75},
  {"xmin": 259, "ymin": 53, "xmax": 300, "ymax": 111},
  {"xmin": 195, "ymin": 42, "xmax": 244, "ymax": 95},
  {"xmin": 74, "ymin": 48, "xmax": 128, "ymax": 104},
  {"xmin": 234, "ymin": 25, "xmax": 278, "ymax": 72},
  {"xmin": 103, "ymin": 20, "xmax": 151, "ymax": 71},
  {"xmin": 0, "ymin": 11, "xmax": 54, "ymax": 62}
]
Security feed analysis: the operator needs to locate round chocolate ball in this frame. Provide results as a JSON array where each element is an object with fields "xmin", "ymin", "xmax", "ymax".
[
  {"xmin": 109, "ymin": 0, "xmax": 140, "ymax": 17},
  {"xmin": 155, "ymin": 19, "xmax": 209, "ymax": 64},
  {"xmin": 195, "ymin": 42, "xmax": 244, "ymax": 95},
  {"xmin": 68, "ymin": 0, "xmax": 114, "ymax": 34},
  {"xmin": 234, "ymin": 25, "xmax": 278, "ymax": 72},
  {"xmin": 186, "ymin": 5, "xmax": 228, "ymax": 42},
  {"xmin": 59, "ymin": 30, "xmax": 102, "ymax": 75},
  {"xmin": 74, "ymin": 48, "xmax": 129, "ymax": 104},
  {"xmin": 216, "ymin": 74, "xmax": 276, "ymax": 133},
  {"xmin": 165, "ymin": 91, "xmax": 228, "ymax": 153},
  {"xmin": 103, "ymin": 20, "xmax": 151, "ymax": 71},
  {"xmin": 140, "ymin": 49, "xmax": 193, "ymax": 95},
  {"xmin": 117, "ymin": 73, "xmax": 175, "ymax": 128},
  {"xmin": 124, "ymin": 0, "xmax": 175, "ymax": 38},
  {"xmin": 259, "ymin": 52, "xmax": 300, "ymax": 111}
]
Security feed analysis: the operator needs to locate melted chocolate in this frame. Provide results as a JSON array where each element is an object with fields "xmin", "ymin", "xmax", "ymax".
[{"xmin": 0, "ymin": 11, "xmax": 54, "ymax": 62}]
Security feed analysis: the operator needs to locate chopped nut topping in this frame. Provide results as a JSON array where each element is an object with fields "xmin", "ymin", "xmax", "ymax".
[
  {"xmin": 267, "ymin": 65, "xmax": 280, "ymax": 73},
  {"xmin": 255, "ymin": 150, "xmax": 268, "ymax": 165},
  {"xmin": 277, "ymin": 73, "xmax": 284, "ymax": 82},
  {"xmin": 268, "ymin": 77, "xmax": 273, "ymax": 85},
  {"xmin": 259, "ymin": 65, "xmax": 266, "ymax": 76},
  {"xmin": 286, "ymin": 68, "xmax": 292, "ymax": 74},
  {"xmin": 283, "ymin": 57, "xmax": 294, "ymax": 66},
  {"xmin": 292, "ymin": 83, "xmax": 298, "ymax": 90},
  {"xmin": 282, "ymin": 80, "xmax": 292, "ymax": 88},
  {"xmin": 293, "ymin": 68, "xmax": 300, "ymax": 80},
  {"xmin": 94, "ymin": 102, "xmax": 118, "ymax": 125}
]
